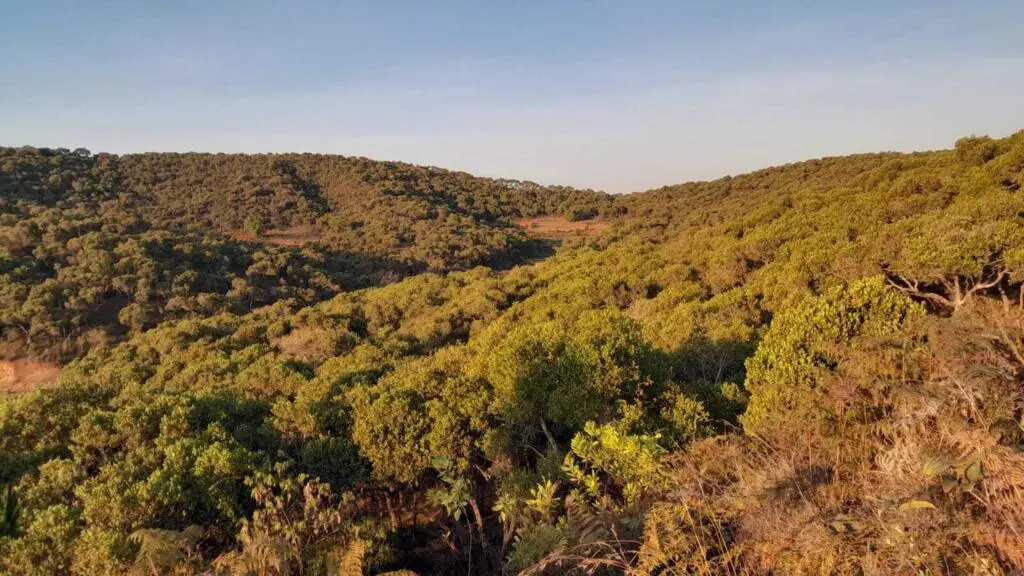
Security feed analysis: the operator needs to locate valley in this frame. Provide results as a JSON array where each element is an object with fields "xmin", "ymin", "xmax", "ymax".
[{"xmin": 1, "ymin": 133, "xmax": 1023, "ymax": 575}]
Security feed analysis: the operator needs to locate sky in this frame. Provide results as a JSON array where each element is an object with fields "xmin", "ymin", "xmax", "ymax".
[{"xmin": 2, "ymin": 1, "xmax": 1023, "ymax": 193}]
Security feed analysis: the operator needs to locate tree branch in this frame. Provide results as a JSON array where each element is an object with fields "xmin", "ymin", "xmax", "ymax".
[{"xmin": 539, "ymin": 419, "xmax": 559, "ymax": 454}]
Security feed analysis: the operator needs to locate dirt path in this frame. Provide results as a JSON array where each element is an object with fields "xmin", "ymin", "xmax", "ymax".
[{"xmin": 0, "ymin": 359, "xmax": 62, "ymax": 395}]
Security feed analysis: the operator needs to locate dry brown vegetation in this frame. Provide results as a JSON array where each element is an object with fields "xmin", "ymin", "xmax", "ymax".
[
  {"xmin": 0, "ymin": 359, "xmax": 61, "ymax": 395},
  {"xmin": 232, "ymin": 225, "xmax": 324, "ymax": 247},
  {"xmin": 516, "ymin": 215, "xmax": 611, "ymax": 239},
  {"xmin": 631, "ymin": 298, "xmax": 1024, "ymax": 575}
]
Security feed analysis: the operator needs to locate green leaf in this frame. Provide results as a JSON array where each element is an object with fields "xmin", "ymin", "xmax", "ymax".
[
  {"xmin": 898, "ymin": 500, "xmax": 936, "ymax": 512},
  {"xmin": 922, "ymin": 456, "xmax": 950, "ymax": 477},
  {"xmin": 964, "ymin": 462, "xmax": 983, "ymax": 483}
]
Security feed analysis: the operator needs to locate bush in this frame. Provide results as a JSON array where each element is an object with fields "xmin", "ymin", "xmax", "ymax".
[{"xmin": 564, "ymin": 207, "xmax": 598, "ymax": 222}]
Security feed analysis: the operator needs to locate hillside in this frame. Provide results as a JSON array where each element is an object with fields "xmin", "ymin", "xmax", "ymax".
[
  {"xmin": 0, "ymin": 148, "xmax": 612, "ymax": 362},
  {"xmin": 1, "ymin": 132, "xmax": 1023, "ymax": 575}
]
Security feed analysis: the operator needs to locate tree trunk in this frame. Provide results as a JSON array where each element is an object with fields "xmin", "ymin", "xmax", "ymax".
[
  {"xmin": 501, "ymin": 515, "xmax": 517, "ymax": 556},
  {"xmin": 468, "ymin": 495, "xmax": 485, "ymax": 538},
  {"xmin": 385, "ymin": 492, "xmax": 398, "ymax": 530},
  {"xmin": 540, "ymin": 419, "xmax": 559, "ymax": 454}
]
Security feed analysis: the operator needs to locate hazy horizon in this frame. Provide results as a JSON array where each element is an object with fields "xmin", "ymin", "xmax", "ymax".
[{"xmin": 4, "ymin": 0, "xmax": 1024, "ymax": 193}]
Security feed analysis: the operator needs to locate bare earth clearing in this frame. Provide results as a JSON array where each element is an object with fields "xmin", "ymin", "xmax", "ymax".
[
  {"xmin": 515, "ymin": 216, "xmax": 610, "ymax": 239},
  {"xmin": 0, "ymin": 359, "xmax": 62, "ymax": 394},
  {"xmin": 232, "ymin": 225, "xmax": 323, "ymax": 246}
]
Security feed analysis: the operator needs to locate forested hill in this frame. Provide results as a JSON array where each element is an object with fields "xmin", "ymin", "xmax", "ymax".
[
  {"xmin": 1, "ymin": 147, "xmax": 612, "ymax": 257},
  {"xmin": 0, "ymin": 147, "xmax": 612, "ymax": 361},
  {"xmin": 1, "ymin": 132, "xmax": 1024, "ymax": 575}
]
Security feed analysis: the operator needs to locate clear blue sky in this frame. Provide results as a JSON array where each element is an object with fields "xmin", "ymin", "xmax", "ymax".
[{"xmin": 3, "ymin": 1, "xmax": 1023, "ymax": 192}]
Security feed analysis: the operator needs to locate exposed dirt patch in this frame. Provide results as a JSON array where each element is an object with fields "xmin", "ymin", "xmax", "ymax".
[
  {"xmin": 0, "ymin": 359, "xmax": 62, "ymax": 395},
  {"xmin": 233, "ymin": 225, "xmax": 323, "ymax": 247},
  {"xmin": 515, "ymin": 216, "xmax": 611, "ymax": 239}
]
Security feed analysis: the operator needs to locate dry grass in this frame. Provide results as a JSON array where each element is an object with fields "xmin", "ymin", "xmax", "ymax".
[
  {"xmin": 232, "ymin": 225, "xmax": 323, "ymax": 247},
  {"xmin": 516, "ymin": 216, "xmax": 611, "ymax": 239},
  {"xmin": 536, "ymin": 299, "xmax": 1024, "ymax": 575},
  {"xmin": 0, "ymin": 359, "xmax": 61, "ymax": 395},
  {"xmin": 633, "ymin": 301, "xmax": 1024, "ymax": 575}
]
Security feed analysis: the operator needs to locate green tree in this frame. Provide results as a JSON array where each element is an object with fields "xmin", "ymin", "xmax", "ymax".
[{"xmin": 742, "ymin": 276, "xmax": 923, "ymax": 435}]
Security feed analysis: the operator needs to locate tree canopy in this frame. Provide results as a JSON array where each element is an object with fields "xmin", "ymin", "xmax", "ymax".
[{"xmin": 2, "ymin": 131, "xmax": 1024, "ymax": 574}]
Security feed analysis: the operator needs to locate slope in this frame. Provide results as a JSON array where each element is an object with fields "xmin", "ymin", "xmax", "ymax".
[
  {"xmin": 0, "ymin": 131, "xmax": 1022, "ymax": 574},
  {"xmin": 0, "ymin": 147, "xmax": 613, "ymax": 361}
]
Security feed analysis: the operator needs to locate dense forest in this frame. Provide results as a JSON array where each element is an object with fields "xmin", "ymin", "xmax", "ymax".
[
  {"xmin": 0, "ymin": 148, "xmax": 611, "ymax": 361},
  {"xmin": 1, "ymin": 132, "xmax": 1023, "ymax": 575}
]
